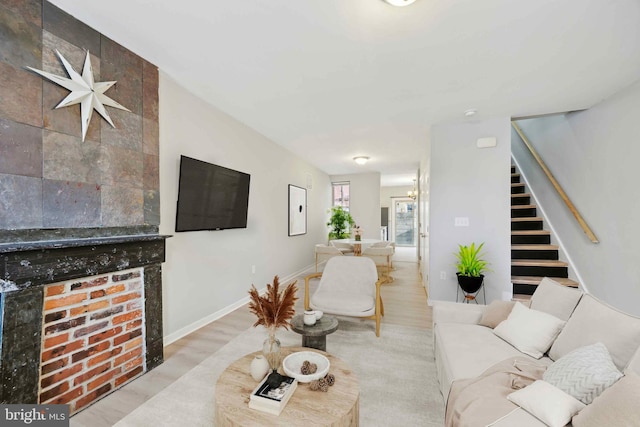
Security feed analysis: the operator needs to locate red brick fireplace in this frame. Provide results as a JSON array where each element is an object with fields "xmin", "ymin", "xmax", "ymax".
[
  {"xmin": 39, "ymin": 268, "xmax": 146, "ymax": 412},
  {"xmin": 0, "ymin": 228, "xmax": 167, "ymax": 411}
]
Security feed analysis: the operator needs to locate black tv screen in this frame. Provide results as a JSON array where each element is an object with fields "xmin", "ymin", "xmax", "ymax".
[{"xmin": 175, "ymin": 155, "xmax": 250, "ymax": 232}]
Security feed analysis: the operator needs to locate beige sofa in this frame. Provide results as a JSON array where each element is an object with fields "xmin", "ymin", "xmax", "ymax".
[{"xmin": 433, "ymin": 278, "xmax": 640, "ymax": 426}]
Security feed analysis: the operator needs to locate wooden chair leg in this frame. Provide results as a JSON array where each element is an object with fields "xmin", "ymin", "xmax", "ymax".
[{"xmin": 380, "ymin": 298, "xmax": 385, "ymax": 316}]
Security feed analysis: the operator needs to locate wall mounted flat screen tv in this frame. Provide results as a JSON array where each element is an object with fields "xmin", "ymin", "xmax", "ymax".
[{"xmin": 175, "ymin": 155, "xmax": 251, "ymax": 232}]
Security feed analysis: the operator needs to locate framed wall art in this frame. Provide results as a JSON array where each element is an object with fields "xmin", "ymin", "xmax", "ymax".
[{"xmin": 288, "ymin": 184, "xmax": 307, "ymax": 236}]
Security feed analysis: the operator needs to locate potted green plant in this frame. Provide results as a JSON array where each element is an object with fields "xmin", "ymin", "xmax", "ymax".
[
  {"xmin": 327, "ymin": 206, "xmax": 355, "ymax": 240},
  {"xmin": 454, "ymin": 242, "xmax": 490, "ymax": 293}
]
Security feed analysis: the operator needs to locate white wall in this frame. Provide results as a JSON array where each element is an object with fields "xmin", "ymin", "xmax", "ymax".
[
  {"xmin": 512, "ymin": 79, "xmax": 640, "ymax": 315},
  {"xmin": 159, "ymin": 73, "xmax": 331, "ymax": 341},
  {"xmin": 428, "ymin": 117, "xmax": 511, "ymax": 303},
  {"xmin": 329, "ymin": 173, "xmax": 381, "ymax": 240}
]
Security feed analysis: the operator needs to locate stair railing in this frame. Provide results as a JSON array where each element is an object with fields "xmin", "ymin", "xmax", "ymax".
[{"xmin": 511, "ymin": 121, "xmax": 599, "ymax": 243}]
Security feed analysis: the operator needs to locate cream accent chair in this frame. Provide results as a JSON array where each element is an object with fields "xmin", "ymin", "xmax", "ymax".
[
  {"xmin": 314, "ymin": 244, "xmax": 343, "ymax": 272},
  {"xmin": 329, "ymin": 240, "xmax": 354, "ymax": 255},
  {"xmin": 362, "ymin": 246, "xmax": 394, "ymax": 283},
  {"xmin": 304, "ymin": 257, "xmax": 384, "ymax": 337}
]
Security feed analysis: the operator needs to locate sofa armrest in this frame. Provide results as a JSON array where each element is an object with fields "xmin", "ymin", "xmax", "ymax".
[{"xmin": 432, "ymin": 300, "xmax": 486, "ymax": 329}]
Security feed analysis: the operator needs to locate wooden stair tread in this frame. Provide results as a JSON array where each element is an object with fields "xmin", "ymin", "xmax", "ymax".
[
  {"xmin": 511, "ymin": 205, "xmax": 537, "ymax": 209},
  {"xmin": 511, "ymin": 193, "xmax": 531, "ymax": 198},
  {"xmin": 511, "ymin": 173, "xmax": 520, "ymax": 177},
  {"xmin": 512, "ymin": 259, "xmax": 568, "ymax": 267},
  {"xmin": 511, "ymin": 183, "xmax": 525, "ymax": 187},
  {"xmin": 512, "ymin": 294, "xmax": 532, "ymax": 302},
  {"xmin": 511, "ymin": 230, "xmax": 550, "ymax": 235},
  {"xmin": 511, "ymin": 276, "xmax": 579, "ymax": 288},
  {"xmin": 511, "ymin": 217, "xmax": 543, "ymax": 222},
  {"xmin": 511, "ymin": 244, "xmax": 559, "ymax": 250}
]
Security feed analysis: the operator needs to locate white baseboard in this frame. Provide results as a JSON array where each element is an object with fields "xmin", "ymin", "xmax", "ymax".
[{"xmin": 163, "ymin": 263, "xmax": 316, "ymax": 347}]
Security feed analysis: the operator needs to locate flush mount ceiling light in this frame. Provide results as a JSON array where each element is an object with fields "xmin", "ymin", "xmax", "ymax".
[
  {"xmin": 464, "ymin": 109, "xmax": 477, "ymax": 117},
  {"xmin": 384, "ymin": 0, "xmax": 417, "ymax": 6},
  {"xmin": 353, "ymin": 156, "xmax": 370, "ymax": 165}
]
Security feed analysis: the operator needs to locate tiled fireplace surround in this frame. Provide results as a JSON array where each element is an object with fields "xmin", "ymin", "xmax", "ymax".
[{"xmin": 0, "ymin": 227, "xmax": 167, "ymax": 413}]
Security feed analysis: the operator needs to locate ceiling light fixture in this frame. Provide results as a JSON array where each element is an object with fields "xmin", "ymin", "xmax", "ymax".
[
  {"xmin": 353, "ymin": 156, "xmax": 370, "ymax": 165},
  {"xmin": 384, "ymin": 0, "xmax": 417, "ymax": 6},
  {"xmin": 464, "ymin": 109, "xmax": 477, "ymax": 117}
]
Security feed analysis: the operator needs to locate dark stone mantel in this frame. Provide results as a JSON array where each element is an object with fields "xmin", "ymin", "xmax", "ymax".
[{"xmin": 0, "ymin": 232, "xmax": 170, "ymax": 291}]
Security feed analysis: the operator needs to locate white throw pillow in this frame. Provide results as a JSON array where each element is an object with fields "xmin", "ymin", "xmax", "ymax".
[
  {"xmin": 493, "ymin": 302, "xmax": 565, "ymax": 359},
  {"xmin": 543, "ymin": 342, "xmax": 622, "ymax": 404},
  {"xmin": 508, "ymin": 380, "xmax": 585, "ymax": 427}
]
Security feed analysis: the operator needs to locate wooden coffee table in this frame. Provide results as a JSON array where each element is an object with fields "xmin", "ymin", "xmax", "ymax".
[{"xmin": 214, "ymin": 347, "xmax": 359, "ymax": 426}]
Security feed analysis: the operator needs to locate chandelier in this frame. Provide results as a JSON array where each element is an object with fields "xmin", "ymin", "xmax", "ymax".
[{"xmin": 407, "ymin": 179, "xmax": 417, "ymax": 200}]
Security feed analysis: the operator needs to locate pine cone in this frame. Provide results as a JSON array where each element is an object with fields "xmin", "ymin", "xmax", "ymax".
[
  {"xmin": 325, "ymin": 373, "xmax": 335, "ymax": 386},
  {"xmin": 301, "ymin": 363, "xmax": 311, "ymax": 375},
  {"xmin": 309, "ymin": 363, "xmax": 317, "ymax": 374},
  {"xmin": 302, "ymin": 360, "xmax": 310, "ymax": 369},
  {"xmin": 318, "ymin": 377, "xmax": 329, "ymax": 392},
  {"xmin": 309, "ymin": 380, "xmax": 320, "ymax": 391}
]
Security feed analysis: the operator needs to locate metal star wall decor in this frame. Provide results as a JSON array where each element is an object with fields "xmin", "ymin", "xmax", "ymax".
[{"xmin": 28, "ymin": 50, "xmax": 130, "ymax": 141}]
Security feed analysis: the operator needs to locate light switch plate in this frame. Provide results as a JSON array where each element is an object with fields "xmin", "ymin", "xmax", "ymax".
[
  {"xmin": 477, "ymin": 137, "xmax": 497, "ymax": 148},
  {"xmin": 454, "ymin": 217, "xmax": 469, "ymax": 227}
]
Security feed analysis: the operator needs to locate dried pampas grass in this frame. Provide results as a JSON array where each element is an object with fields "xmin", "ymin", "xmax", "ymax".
[{"xmin": 248, "ymin": 276, "xmax": 298, "ymax": 332}]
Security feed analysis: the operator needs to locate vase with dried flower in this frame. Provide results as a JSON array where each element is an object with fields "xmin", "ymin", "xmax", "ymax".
[{"xmin": 248, "ymin": 276, "xmax": 298, "ymax": 387}]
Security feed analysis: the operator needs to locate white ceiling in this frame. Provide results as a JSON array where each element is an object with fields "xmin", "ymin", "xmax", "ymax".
[{"xmin": 49, "ymin": 0, "xmax": 640, "ymax": 186}]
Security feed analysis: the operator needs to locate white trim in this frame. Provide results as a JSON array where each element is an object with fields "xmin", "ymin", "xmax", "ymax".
[
  {"xmin": 163, "ymin": 264, "xmax": 316, "ymax": 346},
  {"xmin": 511, "ymin": 156, "xmax": 589, "ymax": 294}
]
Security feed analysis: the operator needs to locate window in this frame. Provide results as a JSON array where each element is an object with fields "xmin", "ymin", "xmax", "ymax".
[{"xmin": 332, "ymin": 182, "xmax": 350, "ymax": 210}]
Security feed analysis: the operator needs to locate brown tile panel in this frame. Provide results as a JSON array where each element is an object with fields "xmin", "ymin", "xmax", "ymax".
[
  {"xmin": 142, "ymin": 117, "xmax": 159, "ymax": 155},
  {"xmin": 0, "ymin": 173, "xmax": 43, "ymax": 229},
  {"xmin": 143, "ymin": 154, "xmax": 159, "ymax": 190},
  {"xmin": 99, "ymin": 144, "xmax": 143, "ymax": 188},
  {"xmin": 42, "ymin": 30, "xmax": 101, "ymax": 76},
  {"xmin": 101, "ymin": 185, "xmax": 144, "ymax": 227},
  {"xmin": 101, "ymin": 36, "xmax": 143, "ymax": 116},
  {"xmin": 43, "ymin": 130, "xmax": 101, "ymax": 184},
  {"xmin": 101, "ymin": 109, "xmax": 142, "ymax": 152},
  {"xmin": 43, "ymin": 1, "xmax": 100, "ymax": 55},
  {"xmin": 0, "ymin": 2, "xmax": 42, "ymax": 70},
  {"xmin": 0, "ymin": 118, "xmax": 43, "ymax": 177},
  {"xmin": 1, "ymin": 0, "xmax": 42, "ymax": 27},
  {"xmin": 142, "ymin": 60, "xmax": 158, "ymax": 121},
  {"xmin": 42, "ymin": 179, "xmax": 102, "ymax": 228},
  {"xmin": 0, "ymin": 61, "xmax": 42, "ymax": 127}
]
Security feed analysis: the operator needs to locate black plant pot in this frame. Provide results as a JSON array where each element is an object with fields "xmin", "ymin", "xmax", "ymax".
[{"xmin": 456, "ymin": 273, "xmax": 484, "ymax": 293}]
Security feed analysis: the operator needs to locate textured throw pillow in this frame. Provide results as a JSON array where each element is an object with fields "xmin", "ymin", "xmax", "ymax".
[
  {"xmin": 507, "ymin": 380, "xmax": 585, "ymax": 427},
  {"xmin": 529, "ymin": 277, "xmax": 582, "ymax": 321},
  {"xmin": 543, "ymin": 342, "xmax": 622, "ymax": 404},
  {"xmin": 493, "ymin": 302, "xmax": 565, "ymax": 359},
  {"xmin": 479, "ymin": 300, "xmax": 516, "ymax": 328},
  {"xmin": 549, "ymin": 295, "xmax": 640, "ymax": 370},
  {"xmin": 572, "ymin": 372, "xmax": 640, "ymax": 427}
]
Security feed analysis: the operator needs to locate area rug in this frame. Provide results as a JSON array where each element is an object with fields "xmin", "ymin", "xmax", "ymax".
[{"xmin": 115, "ymin": 318, "xmax": 444, "ymax": 426}]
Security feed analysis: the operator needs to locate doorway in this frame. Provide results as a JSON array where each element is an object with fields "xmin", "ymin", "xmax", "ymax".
[{"xmin": 394, "ymin": 199, "xmax": 417, "ymax": 247}]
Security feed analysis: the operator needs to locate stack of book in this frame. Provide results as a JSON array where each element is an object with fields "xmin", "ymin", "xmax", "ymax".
[{"xmin": 248, "ymin": 374, "xmax": 298, "ymax": 416}]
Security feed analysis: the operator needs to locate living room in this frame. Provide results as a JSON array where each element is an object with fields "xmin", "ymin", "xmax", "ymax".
[{"xmin": 1, "ymin": 1, "xmax": 639, "ymax": 426}]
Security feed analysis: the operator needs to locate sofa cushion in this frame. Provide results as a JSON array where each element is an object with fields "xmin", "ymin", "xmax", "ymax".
[
  {"xmin": 493, "ymin": 303, "xmax": 565, "ymax": 359},
  {"xmin": 434, "ymin": 322, "xmax": 552, "ymax": 398},
  {"xmin": 508, "ymin": 380, "xmax": 585, "ymax": 427},
  {"xmin": 529, "ymin": 277, "xmax": 582, "ymax": 321},
  {"xmin": 549, "ymin": 295, "xmax": 640, "ymax": 370},
  {"xmin": 543, "ymin": 342, "xmax": 622, "ymax": 404},
  {"xmin": 571, "ymin": 372, "xmax": 640, "ymax": 427},
  {"xmin": 479, "ymin": 300, "xmax": 515, "ymax": 328}
]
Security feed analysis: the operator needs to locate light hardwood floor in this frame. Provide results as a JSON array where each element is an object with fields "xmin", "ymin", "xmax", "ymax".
[{"xmin": 70, "ymin": 253, "xmax": 431, "ymax": 427}]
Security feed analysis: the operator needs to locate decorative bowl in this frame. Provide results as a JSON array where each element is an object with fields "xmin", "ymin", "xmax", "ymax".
[{"xmin": 282, "ymin": 351, "xmax": 330, "ymax": 383}]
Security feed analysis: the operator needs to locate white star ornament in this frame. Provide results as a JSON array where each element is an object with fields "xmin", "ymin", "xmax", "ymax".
[{"xmin": 27, "ymin": 50, "xmax": 130, "ymax": 141}]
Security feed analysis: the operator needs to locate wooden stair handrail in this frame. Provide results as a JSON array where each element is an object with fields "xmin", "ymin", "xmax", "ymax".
[{"xmin": 511, "ymin": 121, "xmax": 599, "ymax": 243}]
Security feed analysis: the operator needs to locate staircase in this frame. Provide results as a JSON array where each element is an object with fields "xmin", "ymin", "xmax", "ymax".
[{"xmin": 510, "ymin": 165, "xmax": 578, "ymax": 299}]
